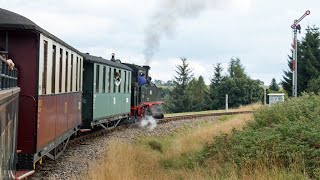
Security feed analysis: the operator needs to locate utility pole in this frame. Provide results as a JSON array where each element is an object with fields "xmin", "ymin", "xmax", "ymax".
[
  {"xmin": 291, "ymin": 10, "xmax": 310, "ymax": 97},
  {"xmin": 264, "ymin": 88, "xmax": 267, "ymax": 106},
  {"xmin": 225, "ymin": 94, "xmax": 228, "ymax": 112}
]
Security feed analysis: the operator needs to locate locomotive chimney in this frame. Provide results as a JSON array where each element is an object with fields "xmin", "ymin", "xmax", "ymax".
[{"xmin": 143, "ymin": 65, "xmax": 151, "ymax": 83}]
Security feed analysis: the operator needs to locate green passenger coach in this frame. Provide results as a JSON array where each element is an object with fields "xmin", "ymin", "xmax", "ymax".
[{"xmin": 81, "ymin": 53, "xmax": 132, "ymax": 129}]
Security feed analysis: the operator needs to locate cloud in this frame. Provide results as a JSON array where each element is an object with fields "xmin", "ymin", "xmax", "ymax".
[
  {"xmin": 1, "ymin": 0, "xmax": 320, "ymax": 86},
  {"xmin": 230, "ymin": 0, "xmax": 252, "ymax": 15}
]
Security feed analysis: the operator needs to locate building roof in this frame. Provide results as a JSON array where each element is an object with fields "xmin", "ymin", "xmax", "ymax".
[
  {"xmin": 267, "ymin": 93, "xmax": 285, "ymax": 96},
  {"xmin": 81, "ymin": 53, "xmax": 132, "ymax": 71},
  {"xmin": 0, "ymin": 8, "xmax": 81, "ymax": 54}
]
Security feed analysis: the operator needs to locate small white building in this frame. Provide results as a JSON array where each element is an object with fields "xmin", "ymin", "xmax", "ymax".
[{"xmin": 268, "ymin": 93, "xmax": 285, "ymax": 106}]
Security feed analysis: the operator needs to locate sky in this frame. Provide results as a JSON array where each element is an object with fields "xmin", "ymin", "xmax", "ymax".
[{"xmin": 1, "ymin": 0, "xmax": 319, "ymax": 85}]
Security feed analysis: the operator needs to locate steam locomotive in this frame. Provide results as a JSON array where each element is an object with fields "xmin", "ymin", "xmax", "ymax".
[{"xmin": 0, "ymin": 8, "xmax": 163, "ymax": 179}]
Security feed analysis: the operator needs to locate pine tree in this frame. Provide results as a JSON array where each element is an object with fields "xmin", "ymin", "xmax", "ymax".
[
  {"xmin": 164, "ymin": 58, "xmax": 193, "ymax": 113},
  {"xmin": 282, "ymin": 53, "xmax": 293, "ymax": 96},
  {"xmin": 269, "ymin": 78, "xmax": 280, "ymax": 91},
  {"xmin": 282, "ymin": 26, "xmax": 320, "ymax": 96},
  {"xmin": 212, "ymin": 63, "xmax": 223, "ymax": 85},
  {"xmin": 208, "ymin": 63, "xmax": 224, "ymax": 109},
  {"xmin": 188, "ymin": 76, "xmax": 207, "ymax": 111},
  {"xmin": 306, "ymin": 77, "xmax": 320, "ymax": 94},
  {"xmin": 228, "ymin": 58, "xmax": 247, "ymax": 78}
]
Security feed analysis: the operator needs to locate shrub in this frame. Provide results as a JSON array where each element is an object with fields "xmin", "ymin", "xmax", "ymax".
[{"xmin": 206, "ymin": 94, "xmax": 320, "ymax": 178}]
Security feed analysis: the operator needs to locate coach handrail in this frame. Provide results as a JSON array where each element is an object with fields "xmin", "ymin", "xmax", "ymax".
[
  {"xmin": 0, "ymin": 55, "xmax": 18, "ymax": 90},
  {"xmin": 0, "ymin": 87, "xmax": 20, "ymax": 104}
]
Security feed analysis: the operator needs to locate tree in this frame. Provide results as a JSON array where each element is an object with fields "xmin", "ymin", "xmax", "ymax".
[
  {"xmin": 306, "ymin": 77, "xmax": 320, "ymax": 94},
  {"xmin": 212, "ymin": 63, "xmax": 224, "ymax": 85},
  {"xmin": 214, "ymin": 77, "xmax": 263, "ymax": 109},
  {"xmin": 208, "ymin": 63, "xmax": 224, "ymax": 109},
  {"xmin": 164, "ymin": 58, "xmax": 193, "ymax": 113},
  {"xmin": 188, "ymin": 76, "xmax": 207, "ymax": 111},
  {"xmin": 228, "ymin": 58, "xmax": 247, "ymax": 78},
  {"xmin": 269, "ymin": 78, "xmax": 280, "ymax": 91},
  {"xmin": 282, "ymin": 26, "xmax": 320, "ymax": 96}
]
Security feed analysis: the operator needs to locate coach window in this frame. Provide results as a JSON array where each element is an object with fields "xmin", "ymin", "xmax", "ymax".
[
  {"xmin": 59, "ymin": 48, "xmax": 63, "ymax": 93},
  {"xmin": 76, "ymin": 57, "xmax": 79, "ymax": 91},
  {"xmin": 78, "ymin": 58, "xmax": 82, "ymax": 91},
  {"xmin": 124, "ymin": 71, "xmax": 127, "ymax": 93},
  {"xmin": 128, "ymin": 72, "xmax": 131, "ymax": 93},
  {"xmin": 103, "ymin": 66, "xmax": 106, "ymax": 93},
  {"xmin": 96, "ymin": 65, "xmax": 100, "ymax": 93},
  {"xmin": 108, "ymin": 67, "xmax": 112, "ymax": 93},
  {"xmin": 42, "ymin": 40, "xmax": 48, "ymax": 94},
  {"xmin": 70, "ymin": 54, "xmax": 74, "ymax": 92},
  {"xmin": 114, "ymin": 69, "xmax": 117, "ymax": 93},
  {"xmin": 51, "ymin": 45, "xmax": 56, "ymax": 94},
  {"xmin": 65, "ymin": 51, "xmax": 69, "ymax": 92},
  {"xmin": 119, "ymin": 70, "xmax": 122, "ymax": 93},
  {"xmin": 79, "ymin": 58, "xmax": 82, "ymax": 91}
]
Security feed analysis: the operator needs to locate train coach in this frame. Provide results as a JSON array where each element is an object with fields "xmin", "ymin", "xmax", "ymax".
[
  {"xmin": 0, "ymin": 8, "xmax": 83, "ymax": 178},
  {"xmin": 81, "ymin": 53, "xmax": 132, "ymax": 130}
]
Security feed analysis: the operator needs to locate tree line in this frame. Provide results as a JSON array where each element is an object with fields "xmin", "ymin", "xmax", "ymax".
[
  {"xmin": 160, "ymin": 26, "xmax": 320, "ymax": 113},
  {"xmin": 163, "ymin": 58, "xmax": 263, "ymax": 113}
]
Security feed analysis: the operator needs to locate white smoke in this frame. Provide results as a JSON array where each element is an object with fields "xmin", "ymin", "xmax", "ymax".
[
  {"xmin": 139, "ymin": 115, "xmax": 157, "ymax": 131},
  {"xmin": 143, "ymin": 0, "xmax": 225, "ymax": 65}
]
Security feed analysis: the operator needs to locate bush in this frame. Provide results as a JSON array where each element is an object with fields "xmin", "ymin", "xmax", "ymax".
[{"xmin": 206, "ymin": 94, "xmax": 320, "ymax": 178}]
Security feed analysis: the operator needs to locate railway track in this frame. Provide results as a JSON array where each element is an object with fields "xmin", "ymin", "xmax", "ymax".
[
  {"xmin": 69, "ymin": 110, "xmax": 254, "ymax": 146},
  {"xmin": 162, "ymin": 110, "xmax": 254, "ymax": 122}
]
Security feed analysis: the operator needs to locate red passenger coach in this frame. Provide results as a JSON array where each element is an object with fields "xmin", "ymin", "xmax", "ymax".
[{"xmin": 0, "ymin": 8, "xmax": 83, "ymax": 172}]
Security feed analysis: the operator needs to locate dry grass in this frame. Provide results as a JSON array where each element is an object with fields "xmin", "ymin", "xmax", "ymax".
[
  {"xmin": 164, "ymin": 114, "xmax": 252, "ymax": 158},
  {"xmin": 84, "ymin": 113, "xmax": 308, "ymax": 180},
  {"xmin": 165, "ymin": 103, "xmax": 261, "ymax": 117}
]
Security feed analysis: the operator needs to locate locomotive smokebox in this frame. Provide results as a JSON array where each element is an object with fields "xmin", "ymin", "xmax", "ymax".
[{"xmin": 143, "ymin": 65, "xmax": 151, "ymax": 83}]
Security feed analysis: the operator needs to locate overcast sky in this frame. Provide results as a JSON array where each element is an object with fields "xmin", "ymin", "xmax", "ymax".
[{"xmin": 1, "ymin": 0, "xmax": 319, "ymax": 85}]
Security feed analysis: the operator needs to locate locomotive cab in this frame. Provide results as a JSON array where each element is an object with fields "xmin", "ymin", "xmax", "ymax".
[{"xmin": 123, "ymin": 63, "xmax": 164, "ymax": 120}]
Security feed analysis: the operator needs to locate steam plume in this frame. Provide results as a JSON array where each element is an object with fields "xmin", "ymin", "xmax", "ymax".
[
  {"xmin": 144, "ymin": 0, "xmax": 222, "ymax": 65},
  {"xmin": 139, "ymin": 115, "xmax": 157, "ymax": 131}
]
